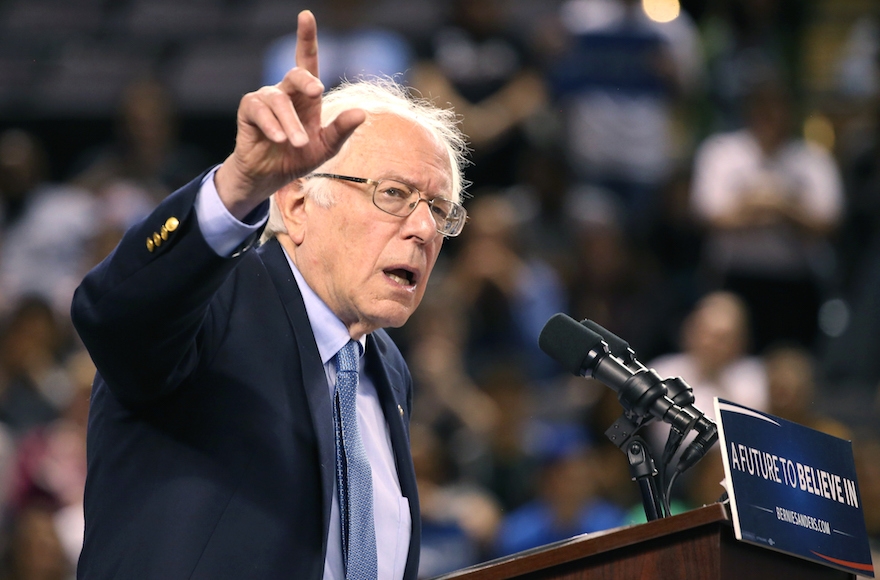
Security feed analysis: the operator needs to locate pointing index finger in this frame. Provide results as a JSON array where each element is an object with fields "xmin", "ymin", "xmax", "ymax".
[{"xmin": 296, "ymin": 10, "xmax": 319, "ymax": 78}]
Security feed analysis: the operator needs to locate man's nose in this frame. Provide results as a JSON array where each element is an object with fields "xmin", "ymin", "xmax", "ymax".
[{"xmin": 404, "ymin": 198, "xmax": 440, "ymax": 241}]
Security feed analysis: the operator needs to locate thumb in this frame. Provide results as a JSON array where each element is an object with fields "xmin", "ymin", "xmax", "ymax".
[{"xmin": 322, "ymin": 108, "xmax": 366, "ymax": 156}]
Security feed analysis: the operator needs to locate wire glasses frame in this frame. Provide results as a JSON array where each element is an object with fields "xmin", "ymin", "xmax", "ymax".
[{"xmin": 307, "ymin": 173, "xmax": 468, "ymax": 237}]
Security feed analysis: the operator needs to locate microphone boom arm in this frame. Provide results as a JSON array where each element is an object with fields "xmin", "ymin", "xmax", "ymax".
[{"xmin": 538, "ymin": 313, "xmax": 720, "ymax": 520}]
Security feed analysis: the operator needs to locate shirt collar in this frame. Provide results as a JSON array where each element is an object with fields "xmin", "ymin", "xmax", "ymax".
[{"xmin": 281, "ymin": 245, "xmax": 367, "ymax": 366}]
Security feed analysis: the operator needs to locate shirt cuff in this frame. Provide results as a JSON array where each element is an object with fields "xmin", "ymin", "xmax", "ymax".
[{"xmin": 195, "ymin": 165, "xmax": 269, "ymax": 257}]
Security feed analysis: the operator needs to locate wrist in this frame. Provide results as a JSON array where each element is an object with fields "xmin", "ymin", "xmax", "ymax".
[{"xmin": 214, "ymin": 157, "xmax": 271, "ymax": 220}]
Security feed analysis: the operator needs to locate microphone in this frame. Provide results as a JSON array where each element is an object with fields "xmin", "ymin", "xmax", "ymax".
[
  {"xmin": 538, "ymin": 313, "xmax": 697, "ymax": 437},
  {"xmin": 662, "ymin": 376, "xmax": 718, "ymax": 472},
  {"xmin": 577, "ymin": 318, "xmax": 718, "ymax": 474},
  {"xmin": 580, "ymin": 319, "xmax": 638, "ymax": 369}
]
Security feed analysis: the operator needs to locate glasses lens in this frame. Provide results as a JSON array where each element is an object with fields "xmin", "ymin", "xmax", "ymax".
[
  {"xmin": 442, "ymin": 203, "xmax": 466, "ymax": 236},
  {"xmin": 373, "ymin": 180, "xmax": 414, "ymax": 216},
  {"xmin": 373, "ymin": 179, "xmax": 466, "ymax": 237}
]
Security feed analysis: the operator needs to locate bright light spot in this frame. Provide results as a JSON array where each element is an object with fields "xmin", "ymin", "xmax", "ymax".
[
  {"xmin": 818, "ymin": 298, "xmax": 849, "ymax": 338},
  {"xmin": 642, "ymin": 0, "xmax": 680, "ymax": 23},
  {"xmin": 803, "ymin": 113, "xmax": 836, "ymax": 151}
]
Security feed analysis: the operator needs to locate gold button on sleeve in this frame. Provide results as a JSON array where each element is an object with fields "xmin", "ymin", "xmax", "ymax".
[
  {"xmin": 165, "ymin": 217, "xmax": 180, "ymax": 232},
  {"xmin": 152, "ymin": 232, "xmax": 162, "ymax": 247},
  {"xmin": 160, "ymin": 226, "xmax": 169, "ymax": 240},
  {"xmin": 146, "ymin": 237, "xmax": 155, "ymax": 252}
]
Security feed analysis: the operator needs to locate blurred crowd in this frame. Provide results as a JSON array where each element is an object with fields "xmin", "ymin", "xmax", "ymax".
[{"xmin": 1, "ymin": 0, "xmax": 880, "ymax": 577}]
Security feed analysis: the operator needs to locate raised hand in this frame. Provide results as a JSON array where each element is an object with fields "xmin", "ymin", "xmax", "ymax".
[{"xmin": 214, "ymin": 10, "xmax": 366, "ymax": 220}]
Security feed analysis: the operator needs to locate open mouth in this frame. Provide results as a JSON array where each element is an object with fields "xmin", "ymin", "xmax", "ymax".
[{"xmin": 385, "ymin": 268, "xmax": 416, "ymax": 287}]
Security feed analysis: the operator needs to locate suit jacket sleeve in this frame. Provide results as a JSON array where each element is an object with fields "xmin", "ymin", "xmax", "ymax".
[{"xmin": 71, "ymin": 170, "xmax": 267, "ymax": 405}]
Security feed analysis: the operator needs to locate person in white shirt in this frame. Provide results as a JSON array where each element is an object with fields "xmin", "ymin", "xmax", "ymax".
[{"xmin": 690, "ymin": 79, "xmax": 844, "ymax": 352}]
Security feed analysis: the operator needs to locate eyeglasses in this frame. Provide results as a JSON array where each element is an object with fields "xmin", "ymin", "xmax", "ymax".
[{"xmin": 308, "ymin": 173, "xmax": 467, "ymax": 237}]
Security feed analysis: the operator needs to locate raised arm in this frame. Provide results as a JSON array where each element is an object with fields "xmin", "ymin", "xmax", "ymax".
[
  {"xmin": 214, "ymin": 10, "xmax": 365, "ymax": 220},
  {"xmin": 71, "ymin": 10, "xmax": 364, "ymax": 404}
]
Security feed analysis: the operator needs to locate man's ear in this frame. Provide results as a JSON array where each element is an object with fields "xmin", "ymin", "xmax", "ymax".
[{"xmin": 275, "ymin": 179, "xmax": 307, "ymax": 245}]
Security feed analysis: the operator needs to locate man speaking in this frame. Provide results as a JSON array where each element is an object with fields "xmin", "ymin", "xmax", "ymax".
[{"xmin": 71, "ymin": 10, "xmax": 469, "ymax": 579}]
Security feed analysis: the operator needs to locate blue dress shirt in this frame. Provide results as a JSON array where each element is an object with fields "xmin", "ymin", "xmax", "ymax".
[{"xmin": 195, "ymin": 168, "xmax": 411, "ymax": 579}]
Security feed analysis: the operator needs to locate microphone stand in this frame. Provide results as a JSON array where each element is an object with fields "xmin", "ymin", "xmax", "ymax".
[
  {"xmin": 537, "ymin": 314, "xmax": 713, "ymax": 521},
  {"xmin": 605, "ymin": 412, "xmax": 665, "ymax": 521}
]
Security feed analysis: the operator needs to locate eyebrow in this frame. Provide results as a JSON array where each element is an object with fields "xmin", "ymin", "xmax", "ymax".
[{"xmin": 394, "ymin": 174, "xmax": 458, "ymax": 203}]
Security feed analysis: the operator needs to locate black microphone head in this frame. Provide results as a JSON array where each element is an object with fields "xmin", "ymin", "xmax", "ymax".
[
  {"xmin": 539, "ymin": 313, "xmax": 605, "ymax": 375},
  {"xmin": 581, "ymin": 319, "xmax": 630, "ymax": 355}
]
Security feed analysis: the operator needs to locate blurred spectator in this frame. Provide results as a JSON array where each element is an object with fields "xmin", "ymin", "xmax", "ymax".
[
  {"xmin": 699, "ymin": 0, "xmax": 807, "ymax": 129},
  {"xmin": 264, "ymin": 0, "xmax": 413, "ymax": 88},
  {"xmin": 565, "ymin": 187, "xmax": 675, "ymax": 361},
  {"xmin": 492, "ymin": 425, "xmax": 627, "ymax": 557},
  {"xmin": 0, "ymin": 131, "xmax": 97, "ymax": 318},
  {"xmin": 823, "ymin": 91, "xmax": 880, "ymax": 397},
  {"xmin": 0, "ymin": 131, "xmax": 43, "ymax": 230},
  {"xmin": 0, "ymin": 297, "xmax": 74, "ymax": 439},
  {"xmin": 472, "ymin": 367, "xmax": 541, "ymax": 512},
  {"xmin": 821, "ymin": 238, "xmax": 880, "ymax": 407},
  {"xmin": 442, "ymin": 192, "xmax": 567, "ymax": 381},
  {"xmin": 0, "ymin": 424, "xmax": 13, "ymax": 524},
  {"xmin": 71, "ymin": 78, "xmax": 207, "ymax": 204},
  {"xmin": 406, "ymin": 294, "xmax": 500, "ymax": 468},
  {"xmin": 835, "ymin": 15, "xmax": 880, "ymax": 101},
  {"xmin": 764, "ymin": 344, "xmax": 851, "ymax": 440},
  {"xmin": 502, "ymin": 144, "xmax": 577, "ymax": 265},
  {"xmin": 412, "ymin": 0, "xmax": 547, "ymax": 189},
  {"xmin": 839, "ymin": 93, "xmax": 880, "ymax": 287},
  {"xmin": 0, "ymin": 502, "xmax": 71, "ymax": 580},
  {"xmin": 6, "ymin": 349, "xmax": 92, "ymax": 572},
  {"xmin": 412, "ymin": 423, "xmax": 501, "ymax": 578},
  {"xmin": 645, "ymin": 165, "xmax": 704, "ymax": 307},
  {"xmin": 648, "ymin": 291, "xmax": 767, "ymax": 421},
  {"xmin": 690, "ymin": 79, "xmax": 844, "ymax": 352},
  {"xmin": 542, "ymin": 0, "xmax": 704, "ymax": 239}
]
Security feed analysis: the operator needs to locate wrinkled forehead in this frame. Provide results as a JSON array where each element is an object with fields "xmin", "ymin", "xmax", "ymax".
[{"xmin": 325, "ymin": 112, "xmax": 458, "ymax": 201}]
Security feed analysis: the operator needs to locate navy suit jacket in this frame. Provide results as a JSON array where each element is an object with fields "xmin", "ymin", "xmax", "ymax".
[{"xmin": 71, "ymin": 175, "xmax": 421, "ymax": 579}]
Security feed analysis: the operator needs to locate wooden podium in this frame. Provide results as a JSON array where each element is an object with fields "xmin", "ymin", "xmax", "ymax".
[{"xmin": 432, "ymin": 502, "xmax": 855, "ymax": 580}]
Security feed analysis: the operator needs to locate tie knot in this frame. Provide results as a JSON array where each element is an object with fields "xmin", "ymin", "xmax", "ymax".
[{"xmin": 335, "ymin": 340, "xmax": 360, "ymax": 374}]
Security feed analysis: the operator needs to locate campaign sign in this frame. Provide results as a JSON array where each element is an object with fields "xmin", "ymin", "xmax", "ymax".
[{"xmin": 715, "ymin": 398, "xmax": 874, "ymax": 577}]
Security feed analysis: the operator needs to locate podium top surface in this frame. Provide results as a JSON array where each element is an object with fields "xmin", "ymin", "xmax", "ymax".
[{"xmin": 432, "ymin": 503, "xmax": 732, "ymax": 580}]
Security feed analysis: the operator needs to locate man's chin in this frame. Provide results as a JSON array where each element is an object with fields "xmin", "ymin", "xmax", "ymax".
[{"xmin": 366, "ymin": 301, "xmax": 418, "ymax": 330}]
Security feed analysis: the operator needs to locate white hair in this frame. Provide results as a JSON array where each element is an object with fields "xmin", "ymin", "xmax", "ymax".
[{"xmin": 261, "ymin": 77, "xmax": 469, "ymax": 242}]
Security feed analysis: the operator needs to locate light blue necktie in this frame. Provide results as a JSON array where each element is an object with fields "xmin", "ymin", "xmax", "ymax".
[{"xmin": 333, "ymin": 340, "xmax": 378, "ymax": 579}]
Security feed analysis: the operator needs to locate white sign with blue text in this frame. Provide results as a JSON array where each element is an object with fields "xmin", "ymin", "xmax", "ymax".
[{"xmin": 715, "ymin": 398, "xmax": 874, "ymax": 577}]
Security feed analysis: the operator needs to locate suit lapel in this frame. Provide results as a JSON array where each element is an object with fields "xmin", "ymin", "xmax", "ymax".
[{"xmin": 259, "ymin": 239, "xmax": 336, "ymax": 553}]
